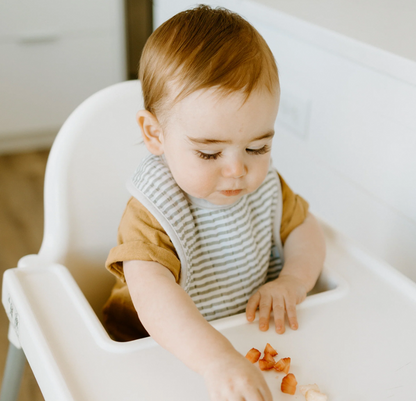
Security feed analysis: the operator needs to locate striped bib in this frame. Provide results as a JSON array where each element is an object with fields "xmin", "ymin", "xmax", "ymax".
[{"xmin": 127, "ymin": 155, "xmax": 284, "ymax": 321}]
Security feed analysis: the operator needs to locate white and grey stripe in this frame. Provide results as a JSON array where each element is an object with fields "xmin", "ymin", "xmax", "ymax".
[{"xmin": 129, "ymin": 155, "xmax": 283, "ymax": 321}]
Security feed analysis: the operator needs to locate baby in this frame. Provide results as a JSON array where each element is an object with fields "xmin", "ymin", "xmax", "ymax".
[{"xmin": 104, "ymin": 5, "xmax": 326, "ymax": 400}]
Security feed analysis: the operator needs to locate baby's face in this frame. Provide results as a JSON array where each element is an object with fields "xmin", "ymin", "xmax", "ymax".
[{"xmin": 159, "ymin": 87, "xmax": 279, "ymax": 205}]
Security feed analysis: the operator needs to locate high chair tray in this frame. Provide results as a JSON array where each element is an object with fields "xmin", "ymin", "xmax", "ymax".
[{"xmin": 3, "ymin": 223, "xmax": 416, "ymax": 400}]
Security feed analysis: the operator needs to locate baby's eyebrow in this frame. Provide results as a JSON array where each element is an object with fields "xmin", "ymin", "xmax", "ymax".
[
  {"xmin": 251, "ymin": 131, "xmax": 275, "ymax": 141},
  {"xmin": 187, "ymin": 130, "xmax": 275, "ymax": 145},
  {"xmin": 187, "ymin": 137, "xmax": 231, "ymax": 145}
]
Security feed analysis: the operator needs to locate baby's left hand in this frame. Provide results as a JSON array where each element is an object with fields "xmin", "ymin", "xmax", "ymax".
[{"xmin": 246, "ymin": 275, "xmax": 308, "ymax": 334}]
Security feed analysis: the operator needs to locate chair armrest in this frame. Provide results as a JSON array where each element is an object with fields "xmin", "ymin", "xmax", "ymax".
[
  {"xmin": 2, "ymin": 263, "xmax": 95, "ymax": 400},
  {"xmin": 17, "ymin": 254, "xmax": 52, "ymax": 269}
]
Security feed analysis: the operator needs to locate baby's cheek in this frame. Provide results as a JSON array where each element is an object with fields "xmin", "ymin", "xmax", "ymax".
[
  {"xmin": 175, "ymin": 164, "xmax": 217, "ymax": 198},
  {"xmin": 248, "ymin": 163, "xmax": 270, "ymax": 192},
  {"xmin": 188, "ymin": 173, "xmax": 217, "ymax": 197}
]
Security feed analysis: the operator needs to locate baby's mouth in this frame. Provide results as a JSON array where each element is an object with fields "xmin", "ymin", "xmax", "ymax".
[{"xmin": 219, "ymin": 189, "xmax": 242, "ymax": 197}]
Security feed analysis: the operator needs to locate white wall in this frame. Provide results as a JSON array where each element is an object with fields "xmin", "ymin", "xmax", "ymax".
[
  {"xmin": 255, "ymin": 0, "xmax": 416, "ymax": 63},
  {"xmin": 154, "ymin": 0, "xmax": 416, "ymax": 282}
]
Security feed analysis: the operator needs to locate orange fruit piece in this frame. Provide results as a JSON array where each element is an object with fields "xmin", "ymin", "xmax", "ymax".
[
  {"xmin": 259, "ymin": 357, "xmax": 276, "ymax": 371},
  {"xmin": 281, "ymin": 373, "xmax": 297, "ymax": 395},
  {"xmin": 264, "ymin": 343, "xmax": 278, "ymax": 357},
  {"xmin": 274, "ymin": 357, "xmax": 291, "ymax": 374},
  {"xmin": 245, "ymin": 348, "xmax": 261, "ymax": 363},
  {"xmin": 263, "ymin": 352, "xmax": 276, "ymax": 364}
]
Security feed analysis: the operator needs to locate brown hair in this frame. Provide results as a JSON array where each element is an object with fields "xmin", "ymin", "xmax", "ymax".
[{"xmin": 139, "ymin": 5, "xmax": 279, "ymax": 122}]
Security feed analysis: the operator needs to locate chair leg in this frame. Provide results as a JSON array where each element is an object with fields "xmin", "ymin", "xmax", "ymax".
[{"xmin": 0, "ymin": 342, "xmax": 26, "ymax": 401}]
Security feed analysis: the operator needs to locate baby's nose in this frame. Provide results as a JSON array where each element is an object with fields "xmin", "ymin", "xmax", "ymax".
[{"xmin": 222, "ymin": 157, "xmax": 247, "ymax": 178}]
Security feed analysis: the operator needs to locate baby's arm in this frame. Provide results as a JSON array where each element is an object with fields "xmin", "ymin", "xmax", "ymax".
[
  {"xmin": 246, "ymin": 212, "xmax": 326, "ymax": 333},
  {"xmin": 124, "ymin": 260, "xmax": 272, "ymax": 401}
]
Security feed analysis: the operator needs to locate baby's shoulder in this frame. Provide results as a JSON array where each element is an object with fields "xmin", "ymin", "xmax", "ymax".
[{"xmin": 123, "ymin": 196, "xmax": 164, "ymax": 230}]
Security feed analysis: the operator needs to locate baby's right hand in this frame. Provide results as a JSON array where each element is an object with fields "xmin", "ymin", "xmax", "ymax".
[{"xmin": 201, "ymin": 351, "xmax": 272, "ymax": 401}]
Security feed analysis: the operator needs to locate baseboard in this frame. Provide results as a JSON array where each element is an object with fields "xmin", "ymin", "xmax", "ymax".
[{"xmin": 0, "ymin": 130, "xmax": 58, "ymax": 155}]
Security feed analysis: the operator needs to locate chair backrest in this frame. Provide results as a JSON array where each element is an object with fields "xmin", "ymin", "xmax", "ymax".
[{"xmin": 39, "ymin": 80, "xmax": 149, "ymax": 319}]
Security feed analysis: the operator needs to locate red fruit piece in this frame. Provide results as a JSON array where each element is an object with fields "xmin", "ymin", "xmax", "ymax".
[
  {"xmin": 274, "ymin": 357, "xmax": 291, "ymax": 374},
  {"xmin": 263, "ymin": 352, "xmax": 276, "ymax": 364},
  {"xmin": 259, "ymin": 357, "xmax": 275, "ymax": 371},
  {"xmin": 281, "ymin": 373, "xmax": 297, "ymax": 395},
  {"xmin": 245, "ymin": 348, "xmax": 261, "ymax": 363},
  {"xmin": 264, "ymin": 343, "xmax": 278, "ymax": 357}
]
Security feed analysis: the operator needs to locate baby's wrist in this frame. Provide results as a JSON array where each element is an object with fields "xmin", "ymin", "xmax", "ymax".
[
  {"xmin": 277, "ymin": 271, "xmax": 309, "ymax": 292},
  {"xmin": 198, "ymin": 346, "xmax": 243, "ymax": 377}
]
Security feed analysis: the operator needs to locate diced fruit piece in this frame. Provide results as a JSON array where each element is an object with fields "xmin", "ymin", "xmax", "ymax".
[
  {"xmin": 259, "ymin": 357, "xmax": 276, "ymax": 370},
  {"xmin": 281, "ymin": 373, "xmax": 297, "ymax": 395},
  {"xmin": 263, "ymin": 352, "xmax": 276, "ymax": 364},
  {"xmin": 305, "ymin": 389, "xmax": 328, "ymax": 401},
  {"xmin": 245, "ymin": 348, "xmax": 261, "ymax": 363},
  {"xmin": 264, "ymin": 343, "xmax": 278, "ymax": 357},
  {"xmin": 299, "ymin": 384, "xmax": 320, "ymax": 395},
  {"xmin": 274, "ymin": 357, "xmax": 291, "ymax": 374}
]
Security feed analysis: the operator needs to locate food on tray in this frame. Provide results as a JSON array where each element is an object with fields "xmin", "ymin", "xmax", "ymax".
[
  {"xmin": 260, "ymin": 349, "xmax": 276, "ymax": 369},
  {"xmin": 263, "ymin": 352, "xmax": 276, "ymax": 364},
  {"xmin": 304, "ymin": 389, "xmax": 328, "ymax": 401},
  {"xmin": 245, "ymin": 344, "xmax": 327, "ymax": 399},
  {"xmin": 259, "ymin": 357, "xmax": 276, "ymax": 370},
  {"xmin": 299, "ymin": 384, "xmax": 320, "ymax": 395},
  {"xmin": 281, "ymin": 373, "xmax": 297, "ymax": 395},
  {"xmin": 245, "ymin": 348, "xmax": 261, "ymax": 363},
  {"xmin": 299, "ymin": 384, "xmax": 327, "ymax": 400},
  {"xmin": 264, "ymin": 343, "xmax": 278, "ymax": 356},
  {"xmin": 274, "ymin": 357, "xmax": 291, "ymax": 374}
]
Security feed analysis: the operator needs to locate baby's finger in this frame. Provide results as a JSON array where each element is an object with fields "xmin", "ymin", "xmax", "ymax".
[
  {"xmin": 246, "ymin": 292, "xmax": 260, "ymax": 322},
  {"xmin": 272, "ymin": 296, "xmax": 286, "ymax": 334},
  {"xmin": 236, "ymin": 388, "xmax": 267, "ymax": 401},
  {"xmin": 260, "ymin": 383, "xmax": 273, "ymax": 401},
  {"xmin": 258, "ymin": 294, "xmax": 272, "ymax": 331},
  {"xmin": 285, "ymin": 301, "xmax": 299, "ymax": 330}
]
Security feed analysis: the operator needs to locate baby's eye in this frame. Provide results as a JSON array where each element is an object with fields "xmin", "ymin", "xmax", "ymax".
[
  {"xmin": 246, "ymin": 145, "xmax": 271, "ymax": 155},
  {"xmin": 196, "ymin": 150, "xmax": 222, "ymax": 160}
]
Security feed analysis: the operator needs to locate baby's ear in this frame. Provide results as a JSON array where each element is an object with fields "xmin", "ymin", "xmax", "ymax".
[{"xmin": 136, "ymin": 110, "xmax": 164, "ymax": 155}]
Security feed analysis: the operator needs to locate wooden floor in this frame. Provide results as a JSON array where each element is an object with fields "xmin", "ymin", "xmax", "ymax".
[{"xmin": 0, "ymin": 149, "xmax": 49, "ymax": 400}]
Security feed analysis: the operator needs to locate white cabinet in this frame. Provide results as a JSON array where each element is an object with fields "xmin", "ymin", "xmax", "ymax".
[{"xmin": 0, "ymin": 0, "xmax": 126, "ymax": 153}]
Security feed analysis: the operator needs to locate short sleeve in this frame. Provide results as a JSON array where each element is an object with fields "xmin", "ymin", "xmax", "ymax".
[
  {"xmin": 105, "ymin": 197, "xmax": 181, "ymax": 282},
  {"xmin": 278, "ymin": 173, "xmax": 309, "ymax": 244}
]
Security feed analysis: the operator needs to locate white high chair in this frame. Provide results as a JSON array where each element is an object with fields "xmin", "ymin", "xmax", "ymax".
[
  {"xmin": 3, "ymin": 80, "xmax": 416, "ymax": 401},
  {"xmin": 0, "ymin": 80, "xmax": 153, "ymax": 400}
]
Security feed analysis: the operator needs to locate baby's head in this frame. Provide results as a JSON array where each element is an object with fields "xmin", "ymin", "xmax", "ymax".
[
  {"xmin": 137, "ymin": 5, "xmax": 280, "ymax": 205},
  {"xmin": 139, "ymin": 4, "xmax": 279, "ymax": 125}
]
